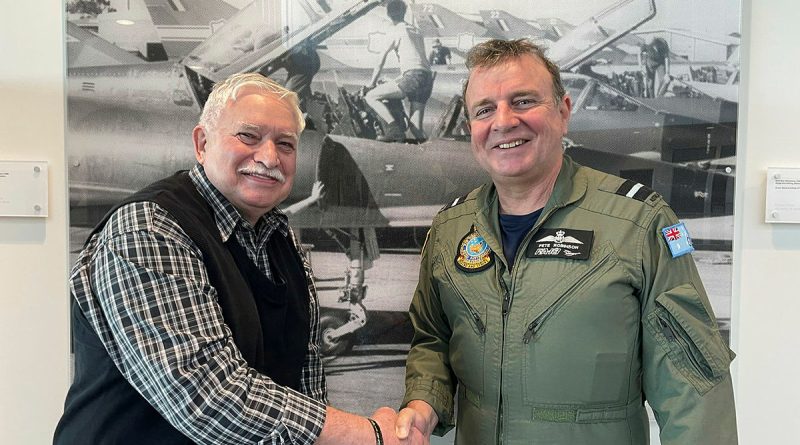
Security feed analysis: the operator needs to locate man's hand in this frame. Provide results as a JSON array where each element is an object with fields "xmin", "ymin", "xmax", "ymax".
[
  {"xmin": 395, "ymin": 400, "xmax": 437, "ymax": 444},
  {"xmin": 372, "ymin": 407, "xmax": 428, "ymax": 445},
  {"xmin": 309, "ymin": 181, "xmax": 325, "ymax": 202}
]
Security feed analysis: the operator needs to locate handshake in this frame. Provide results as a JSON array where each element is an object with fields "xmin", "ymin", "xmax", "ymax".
[
  {"xmin": 319, "ymin": 400, "xmax": 437, "ymax": 445},
  {"xmin": 369, "ymin": 400, "xmax": 437, "ymax": 445}
]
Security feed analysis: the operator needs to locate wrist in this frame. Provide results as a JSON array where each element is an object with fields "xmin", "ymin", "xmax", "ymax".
[
  {"xmin": 367, "ymin": 417, "xmax": 383, "ymax": 445},
  {"xmin": 407, "ymin": 400, "xmax": 438, "ymax": 434}
]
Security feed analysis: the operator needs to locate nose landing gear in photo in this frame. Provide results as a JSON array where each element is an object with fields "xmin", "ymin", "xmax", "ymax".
[{"xmin": 320, "ymin": 229, "xmax": 371, "ymax": 360}]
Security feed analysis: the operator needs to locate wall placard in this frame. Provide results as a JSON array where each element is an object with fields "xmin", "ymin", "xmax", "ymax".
[
  {"xmin": 0, "ymin": 161, "xmax": 48, "ymax": 217},
  {"xmin": 765, "ymin": 167, "xmax": 800, "ymax": 223}
]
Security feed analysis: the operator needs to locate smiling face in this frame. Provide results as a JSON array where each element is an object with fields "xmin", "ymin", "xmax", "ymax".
[
  {"xmin": 465, "ymin": 54, "xmax": 572, "ymax": 189},
  {"xmin": 193, "ymin": 87, "xmax": 299, "ymax": 224}
]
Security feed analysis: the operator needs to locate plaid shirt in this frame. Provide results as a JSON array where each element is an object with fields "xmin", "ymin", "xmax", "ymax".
[{"xmin": 70, "ymin": 165, "xmax": 327, "ymax": 444}]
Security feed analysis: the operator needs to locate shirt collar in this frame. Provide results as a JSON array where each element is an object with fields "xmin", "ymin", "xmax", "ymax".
[{"xmin": 189, "ymin": 164, "xmax": 289, "ymax": 242}]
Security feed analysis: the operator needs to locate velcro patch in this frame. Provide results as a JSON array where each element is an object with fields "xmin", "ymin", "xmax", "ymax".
[
  {"xmin": 661, "ymin": 222, "xmax": 694, "ymax": 258},
  {"xmin": 526, "ymin": 228, "xmax": 594, "ymax": 260},
  {"xmin": 615, "ymin": 179, "xmax": 655, "ymax": 202}
]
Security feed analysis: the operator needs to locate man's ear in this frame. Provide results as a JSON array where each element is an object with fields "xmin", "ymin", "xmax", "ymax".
[
  {"xmin": 192, "ymin": 125, "xmax": 208, "ymax": 163},
  {"xmin": 559, "ymin": 95, "xmax": 573, "ymax": 135}
]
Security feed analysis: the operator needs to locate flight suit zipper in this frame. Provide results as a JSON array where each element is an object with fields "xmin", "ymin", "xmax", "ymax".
[
  {"xmin": 494, "ymin": 215, "xmax": 546, "ymax": 443},
  {"xmin": 500, "ymin": 278, "xmax": 511, "ymax": 318},
  {"xmin": 522, "ymin": 249, "xmax": 614, "ymax": 343},
  {"xmin": 442, "ymin": 267, "xmax": 486, "ymax": 334},
  {"xmin": 656, "ymin": 311, "xmax": 713, "ymax": 378},
  {"xmin": 522, "ymin": 318, "xmax": 542, "ymax": 345},
  {"xmin": 500, "ymin": 275, "xmax": 512, "ymax": 445},
  {"xmin": 498, "ymin": 277, "xmax": 510, "ymax": 444},
  {"xmin": 483, "ymin": 208, "xmax": 558, "ymax": 444}
]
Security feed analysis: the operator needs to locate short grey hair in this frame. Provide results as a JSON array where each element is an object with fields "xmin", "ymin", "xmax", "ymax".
[
  {"xmin": 199, "ymin": 72, "xmax": 305, "ymax": 132},
  {"xmin": 462, "ymin": 39, "xmax": 566, "ymax": 120}
]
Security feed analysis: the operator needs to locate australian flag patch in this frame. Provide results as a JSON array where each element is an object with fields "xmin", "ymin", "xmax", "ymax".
[{"xmin": 661, "ymin": 222, "xmax": 695, "ymax": 258}]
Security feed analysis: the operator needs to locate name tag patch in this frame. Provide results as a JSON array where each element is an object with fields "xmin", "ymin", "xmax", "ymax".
[
  {"xmin": 661, "ymin": 222, "xmax": 695, "ymax": 258},
  {"xmin": 526, "ymin": 228, "xmax": 594, "ymax": 260},
  {"xmin": 455, "ymin": 227, "xmax": 494, "ymax": 272}
]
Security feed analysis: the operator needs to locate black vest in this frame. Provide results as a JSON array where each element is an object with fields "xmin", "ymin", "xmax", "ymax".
[{"xmin": 54, "ymin": 172, "xmax": 311, "ymax": 444}]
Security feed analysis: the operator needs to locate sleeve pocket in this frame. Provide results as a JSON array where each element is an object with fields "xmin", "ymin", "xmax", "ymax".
[{"xmin": 645, "ymin": 283, "xmax": 734, "ymax": 395}]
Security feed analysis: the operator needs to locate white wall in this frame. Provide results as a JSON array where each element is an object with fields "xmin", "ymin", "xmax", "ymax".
[
  {"xmin": 0, "ymin": 0, "xmax": 69, "ymax": 443},
  {"xmin": 732, "ymin": 0, "xmax": 800, "ymax": 442},
  {"xmin": 1, "ymin": 0, "xmax": 799, "ymax": 443}
]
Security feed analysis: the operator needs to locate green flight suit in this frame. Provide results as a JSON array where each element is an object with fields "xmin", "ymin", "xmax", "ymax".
[{"xmin": 403, "ymin": 156, "xmax": 737, "ymax": 444}]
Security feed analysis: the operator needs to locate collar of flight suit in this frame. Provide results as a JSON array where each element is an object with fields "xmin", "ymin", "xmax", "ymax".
[{"xmin": 471, "ymin": 154, "xmax": 589, "ymax": 264}]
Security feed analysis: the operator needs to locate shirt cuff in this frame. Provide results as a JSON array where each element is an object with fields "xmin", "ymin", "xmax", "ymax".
[
  {"xmin": 402, "ymin": 379, "xmax": 454, "ymax": 436},
  {"xmin": 275, "ymin": 386, "xmax": 327, "ymax": 444}
]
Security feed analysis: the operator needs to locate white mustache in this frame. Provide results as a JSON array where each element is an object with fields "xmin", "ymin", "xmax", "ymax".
[{"xmin": 238, "ymin": 164, "xmax": 285, "ymax": 183}]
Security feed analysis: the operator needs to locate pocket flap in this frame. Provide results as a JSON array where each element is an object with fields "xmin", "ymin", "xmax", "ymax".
[{"xmin": 648, "ymin": 283, "xmax": 733, "ymax": 393}]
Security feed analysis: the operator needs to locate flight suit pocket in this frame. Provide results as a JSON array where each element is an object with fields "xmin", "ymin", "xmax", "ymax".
[
  {"xmin": 522, "ymin": 242, "xmax": 618, "ymax": 342},
  {"xmin": 523, "ymin": 243, "xmax": 633, "ymax": 406},
  {"xmin": 646, "ymin": 283, "xmax": 733, "ymax": 395}
]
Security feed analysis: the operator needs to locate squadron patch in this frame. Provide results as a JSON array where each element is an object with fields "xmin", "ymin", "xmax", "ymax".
[
  {"xmin": 661, "ymin": 222, "xmax": 694, "ymax": 258},
  {"xmin": 525, "ymin": 228, "xmax": 593, "ymax": 260},
  {"xmin": 455, "ymin": 227, "xmax": 494, "ymax": 272}
]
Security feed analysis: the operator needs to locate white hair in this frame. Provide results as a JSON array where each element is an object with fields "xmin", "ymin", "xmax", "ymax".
[{"xmin": 199, "ymin": 72, "xmax": 305, "ymax": 132}]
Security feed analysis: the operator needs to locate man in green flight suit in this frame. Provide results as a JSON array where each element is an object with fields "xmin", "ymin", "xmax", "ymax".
[{"xmin": 393, "ymin": 39, "xmax": 738, "ymax": 444}]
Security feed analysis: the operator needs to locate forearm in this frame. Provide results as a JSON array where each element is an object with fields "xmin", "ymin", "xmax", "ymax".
[
  {"xmin": 90, "ymin": 210, "xmax": 325, "ymax": 443},
  {"xmin": 315, "ymin": 407, "xmax": 376, "ymax": 445},
  {"xmin": 283, "ymin": 196, "xmax": 315, "ymax": 215},
  {"xmin": 99, "ymin": 261, "xmax": 325, "ymax": 442}
]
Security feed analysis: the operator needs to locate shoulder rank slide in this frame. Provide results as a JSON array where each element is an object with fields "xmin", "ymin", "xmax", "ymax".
[
  {"xmin": 661, "ymin": 222, "xmax": 694, "ymax": 258},
  {"xmin": 615, "ymin": 179, "xmax": 655, "ymax": 202},
  {"xmin": 455, "ymin": 226, "xmax": 494, "ymax": 272},
  {"xmin": 440, "ymin": 193, "xmax": 470, "ymax": 212}
]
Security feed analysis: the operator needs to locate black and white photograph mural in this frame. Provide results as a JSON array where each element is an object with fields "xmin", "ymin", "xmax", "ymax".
[{"xmin": 65, "ymin": 0, "xmax": 740, "ymax": 443}]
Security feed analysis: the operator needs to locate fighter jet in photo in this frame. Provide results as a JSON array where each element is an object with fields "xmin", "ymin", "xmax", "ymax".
[
  {"xmin": 683, "ymin": 46, "xmax": 740, "ymax": 104},
  {"xmin": 290, "ymin": 2, "xmax": 496, "ymax": 70},
  {"xmin": 144, "ymin": 0, "xmax": 241, "ymax": 59},
  {"xmin": 408, "ymin": 2, "xmax": 498, "ymax": 65},
  {"xmin": 67, "ymin": 0, "xmax": 384, "ymax": 214},
  {"xmin": 411, "ymin": 2, "xmax": 496, "ymax": 40},
  {"xmin": 68, "ymin": 0, "xmax": 734, "ymax": 252},
  {"xmin": 66, "ymin": 20, "xmax": 145, "ymax": 67},
  {"xmin": 66, "ymin": 0, "xmax": 735, "ymax": 353},
  {"xmin": 478, "ymin": 9, "xmax": 561, "ymax": 43}
]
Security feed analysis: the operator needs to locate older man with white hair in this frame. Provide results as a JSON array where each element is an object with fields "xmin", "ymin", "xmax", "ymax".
[{"xmin": 54, "ymin": 73, "xmax": 425, "ymax": 445}]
